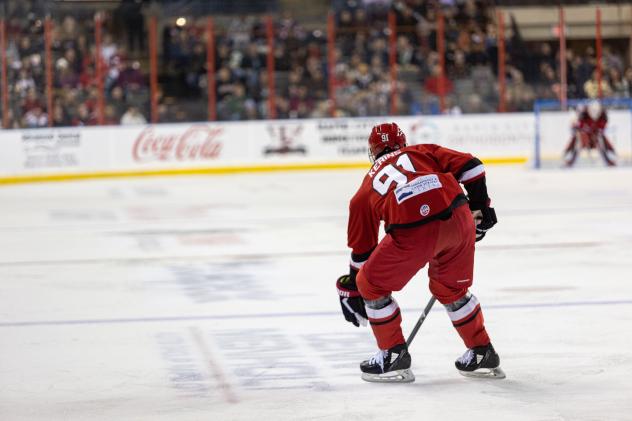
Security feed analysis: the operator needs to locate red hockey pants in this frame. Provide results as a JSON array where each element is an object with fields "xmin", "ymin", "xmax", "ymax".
[{"xmin": 356, "ymin": 204, "xmax": 490, "ymax": 350}]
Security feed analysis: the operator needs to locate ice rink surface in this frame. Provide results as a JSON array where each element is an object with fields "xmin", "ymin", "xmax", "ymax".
[{"xmin": 1, "ymin": 165, "xmax": 632, "ymax": 421}]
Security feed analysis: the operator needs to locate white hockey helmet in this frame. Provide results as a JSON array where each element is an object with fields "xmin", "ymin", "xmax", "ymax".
[{"xmin": 587, "ymin": 100, "xmax": 602, "ymax": 120}]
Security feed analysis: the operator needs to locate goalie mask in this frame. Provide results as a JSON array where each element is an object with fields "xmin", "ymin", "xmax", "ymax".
[{"xmin": 368, "ymin": 122, "xmax": 407, "ymax": 163}]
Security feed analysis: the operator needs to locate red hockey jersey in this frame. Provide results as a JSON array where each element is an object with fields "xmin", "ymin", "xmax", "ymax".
[
  {"xmin": 347, "ymin": 144, "xmax": 487, "ymax": 268},
  {"xmin": 575, "ymin": 109, "xmax": 607, "ymax": 134}
]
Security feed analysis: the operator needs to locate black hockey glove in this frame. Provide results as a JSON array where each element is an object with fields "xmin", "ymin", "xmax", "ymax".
[
  {"xmin": 336, "ymin": 275, "xmax": 367, "ymax": 327},
  {"xmin": 472, "ymin": 207, "xmax": 497, "ymax": 242}
]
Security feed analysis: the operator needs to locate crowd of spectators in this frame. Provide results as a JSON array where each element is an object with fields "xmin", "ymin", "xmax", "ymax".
[
  {"xmin": 2, "ymin": 0, "xmax": 632, "ymax": 128},
  {"xmin": 3, "ymin": 0, "xmax": 149, "ymax": 129},
  {"xmin": 158, "ymin": 0, "xmax": 632, "ymax": 121},
  {"xmin": 498, "ymin": 31, "xmax": 632, "ymax": 112},
  {"xmin": 330, "ymin": 0, "xmax": 498, "ymax": 114},
  {"xmin": 333, "ymin": 0, "xmax": 632, "ymax": 114},
  {"xmin": 159, "ymin": 14, "xmax": 331, "ymax": 121}
]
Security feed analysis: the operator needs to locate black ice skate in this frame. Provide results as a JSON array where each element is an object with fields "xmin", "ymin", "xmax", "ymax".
[
  {"xmin": 455, "ymin": 343, "xmax": 505, "ymax": 379},
  {"xmin": 360, "ymin": 343, "xmax": 415, "ymax": 383}
]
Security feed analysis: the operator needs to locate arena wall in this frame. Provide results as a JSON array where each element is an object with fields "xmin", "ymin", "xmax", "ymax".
[{"xmin": 3, "ymin": 111, "xmax": 628, "ymax": 184}]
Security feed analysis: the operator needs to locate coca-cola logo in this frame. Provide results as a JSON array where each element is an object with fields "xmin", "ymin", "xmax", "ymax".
[{"xmin": 133, "ymin": 125, "xmax": 223, "ymax": 162}]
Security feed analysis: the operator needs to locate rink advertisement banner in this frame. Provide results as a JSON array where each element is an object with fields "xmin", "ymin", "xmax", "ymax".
[
  {"xmin": 130, "ymin": 125, "xmax": 224, "ymax": 164},
  {"xmin": 116, "ymin": 123, "xmax": 240, "ymax": 169},
  {"xmin": 1, "ymin": 123, "xmax": 241, "ymax": 175},
  {"xmin": 0, "ymin": 128, "xmax": 106, "ymax": 174},
  {"xmin": 1, "ymin": 113, "xmax": 544, "ymax": 182},
  {"xmin": 260, "ymin": 114, "xmax": 534, "ymax": 161},
  {"xmin": 403, "ymin": 114, "xmax": 533, "ymax": 157}
]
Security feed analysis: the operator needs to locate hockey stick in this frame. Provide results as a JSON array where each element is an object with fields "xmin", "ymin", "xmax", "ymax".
[{"xmin": 405, "ymin": 296, "xmax": 437, "ymax": 348}]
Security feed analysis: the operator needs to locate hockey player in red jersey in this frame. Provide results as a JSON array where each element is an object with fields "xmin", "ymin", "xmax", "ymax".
[
  {"xmin": 563, "ymin": 100, "xmax": 616, "ymax": 167},
  {"xmin": 336, "ymin": 122, "xmax": 504, "ymax": 382}
]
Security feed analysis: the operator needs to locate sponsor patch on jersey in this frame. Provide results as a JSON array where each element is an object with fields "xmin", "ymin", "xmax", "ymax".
[
  {"xmin": 420, "ymin": 204, "xmax": 430, "ymax": 216},
  {"xmin": 394, "ymin": 174, "xmax": 442, "ymax": 204}
]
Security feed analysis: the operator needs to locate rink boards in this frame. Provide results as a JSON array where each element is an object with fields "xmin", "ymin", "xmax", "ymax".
[{"xmin": 0, "ymin": 113, "xmax": 540, "ymax": 184}]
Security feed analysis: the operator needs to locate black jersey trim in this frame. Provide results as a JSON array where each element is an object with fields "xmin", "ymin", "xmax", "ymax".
[
  {"xmin": 384, "ymin": 194, "xmax": 468, "ymax": 233},
  {"xmin": 456, "ymin": 158, "xmax": 483, "ymax": 181},
  {"xmin": 463, "ymin": 177, "xmax": 489, "ymax": 210}
]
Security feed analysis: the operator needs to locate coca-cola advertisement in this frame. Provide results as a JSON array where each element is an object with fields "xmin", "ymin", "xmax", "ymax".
[{"xmin": 132, "ymin": 125, "xmax": 224, "ymax": 163}]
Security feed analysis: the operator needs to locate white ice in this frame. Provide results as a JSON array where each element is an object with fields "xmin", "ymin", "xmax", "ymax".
[{"xmin": 1, "ymin": 165, "xmax": 632, "ymax": 421}]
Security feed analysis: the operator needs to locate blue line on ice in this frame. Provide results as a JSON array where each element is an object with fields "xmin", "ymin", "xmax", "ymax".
[{"xmin": 1, "ymin": 299, "xmax": 631, "ymax": 328}]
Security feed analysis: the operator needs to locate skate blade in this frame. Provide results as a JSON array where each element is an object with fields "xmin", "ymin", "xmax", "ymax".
[
  {"xmin": 459, "ymin": 366, "xmax": 506, "ymax": 380},
  {"xmin": 361, "ymin": 368, "xmax": 415, "ymax": 383}
]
